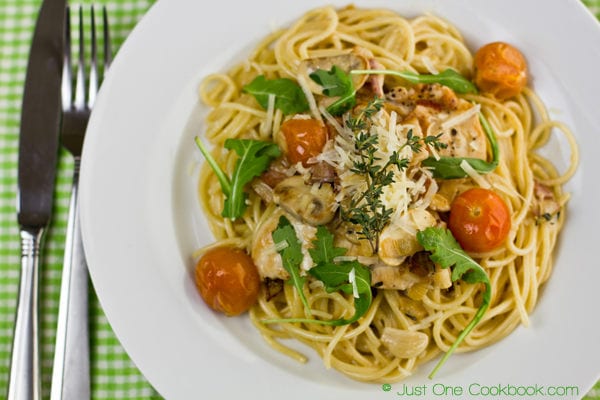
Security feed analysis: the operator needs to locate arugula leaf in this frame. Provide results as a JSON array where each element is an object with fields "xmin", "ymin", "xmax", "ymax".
[
  {"xmin": 262, "ymin": 223, "xmax": 373, "ymax": 326},
  {"xmin": 351, "ymin": 68, "xmax": 478, "ymax": 94},
  {"xmin": 271, "ymin": 216, "xmax": 311, "ymax": 314},
  {"xmin": 416, "ymin": 227, "xmax": 491, "ymax": 379},
  {"xmin": 308, "ymin": 260, "xmax": 372, "ymax": 326},
  {"xmin": 194, "ymin": 137, "xmax": 280, "ymax": 219},
  {"xmin": 309, "ymin": 66, "xmax": 356, "ymax": 116},
  {"xmin": 243, "ymin": 75, "xmax": 310, "ymax": 115},
  {"xmin": 308, "ymin": 226, "xmax": 347, "ymax": 265},
  {"xmin": 421, "ymin": 113, "xmax": 500, "ymax": 179}
]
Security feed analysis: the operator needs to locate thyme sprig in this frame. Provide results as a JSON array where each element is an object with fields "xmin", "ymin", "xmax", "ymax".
[{"xmin": 340, "ymin": 99, "xmax": 446, "ymax": 252}]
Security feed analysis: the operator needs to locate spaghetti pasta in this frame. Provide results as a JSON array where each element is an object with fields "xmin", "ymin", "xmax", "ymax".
[{"xmin": 193, "ymin": 5, "xmax": 578, "ymax": 382}]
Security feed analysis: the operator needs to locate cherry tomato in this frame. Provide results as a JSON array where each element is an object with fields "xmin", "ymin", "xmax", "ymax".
[
  {"xmin": 194, "ymin": 246, "xmax": 260, "ymax": 316},
  {"xmin": 280, "ymin": 118, "xmax": 328, "ymax": 166},
  {"xmin": 474, "ymin": 42, "xmax": 527, "ymax": 100},
  {"xmin": 448, "ymin": 188, "xmax": 511, "ymax": 253}
]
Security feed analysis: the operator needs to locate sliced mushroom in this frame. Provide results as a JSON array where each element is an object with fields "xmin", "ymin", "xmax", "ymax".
[
  {"xmin": 273, "ymin": 175, "xmax": 337, "ymax": 226},
  {"xmin": 297, "ymin": 47, "xmax": 370, "ymax": 94},
  {"xmin": 381, "ymin": 327, "xmax": 429, "ymax": 359},
  {"xmin": 379, "ymin": 208, "xmax": 437, "ymax": 266},
  {"xmin": 333, "ymin": 226, "xmax": 375, "ymax": 259}
]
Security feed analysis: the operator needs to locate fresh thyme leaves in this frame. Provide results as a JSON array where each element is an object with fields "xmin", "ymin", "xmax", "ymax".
[
  {"xmin": 351, "ymin": 68, "xmax": 478, "ymax": 94},
  {"xmin": 340, "ymin": 101, "xmax": 446, "ymax": 252},
  {"xmin": 271, "ymin": 216, "xmax": 312, "ymax": 314},
  {"xmin": 262, "ymin": 223, "xmax": 373, "ymax": 326},
  {"xmin": 416, "ymin": 227, "xmax": 491, "ymax": 379},
  {"xmin": 346, "ymin": 97, "xmax": 385, "ymax": 130},
  {"xmin": 194, "ymin": 137, "xmax": 280, "ymax": 219},
  {"xmin": 422, "ymin": 113, "xmax": 499, "ymax": 179},
  {"xmin": 243, "ymin": 75, "xmax": 310, "ymax": 115},
  {"xmin": 309, "ymin": 66, "xmax": 356, "ymax": 116}
]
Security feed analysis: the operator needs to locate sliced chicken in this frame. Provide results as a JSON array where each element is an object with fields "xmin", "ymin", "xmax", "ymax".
[
  {"xmin": 378, "ymin": 208, "xmax": 437, "ymax": 266},
  {"xmin": 251, "ymin": 209, "xmax": 317, "ymax": 280},
  {"xmin": 386, "ymin": 83, "xmax": 488, "ymax": 161}
]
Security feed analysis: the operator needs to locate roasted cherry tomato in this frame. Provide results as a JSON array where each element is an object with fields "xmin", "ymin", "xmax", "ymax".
[
  {"xmin": 280, "ymin": 118, "xmax": 328, "ymax": 166},
  {"xmin": 195, "ymin": 246, "xmax": 260, "ymax": 316},
  {"xmin": 474, "ymin": 42, "xmax": 527, "ymax": 100},
  {"xmin": 448, "ymin": 188, "xmax": 511, "ymax": 253}
]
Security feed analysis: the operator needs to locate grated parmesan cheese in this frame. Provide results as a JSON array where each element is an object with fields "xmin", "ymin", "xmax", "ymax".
[
  {"xmin": 348, "ymin": 267, "xmax": 359, "ymax": 298},
  {"xmin": 296, "ymin": 74, "xmax": 322, "ymax": 122},
  {"xmin": 421, "ymin": 56, "xmax": 439, "ymax": 75},
  {"xmin": 441, "ymin": 104, "xmax": 480, "ymax": 130},
  {"xmin": 460, "ymin": 159, "xmax": 491, "ymax": 189},
  {"xmin": 261, "ymin": 93, "xmax": 276, "ymax": 138}
]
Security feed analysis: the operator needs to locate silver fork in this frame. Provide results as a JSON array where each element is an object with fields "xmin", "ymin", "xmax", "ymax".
[{"xmin": 50, "ymin": 6, "xmax": 111, "ymax": 400}]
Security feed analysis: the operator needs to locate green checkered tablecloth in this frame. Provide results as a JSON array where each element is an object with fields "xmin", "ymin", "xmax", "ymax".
[
  {"xmin": 1, "ymin": 1, "xmax": 600, "ymax": 399},
  {"xmin": 0, "ymin": 1, "xmax": 160, "ymax": 398}
]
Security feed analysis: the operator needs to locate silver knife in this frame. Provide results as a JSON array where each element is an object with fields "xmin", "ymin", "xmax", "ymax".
[{"xmin": 9, "ymin": 0, "xmax": 66, "ymax": 399}]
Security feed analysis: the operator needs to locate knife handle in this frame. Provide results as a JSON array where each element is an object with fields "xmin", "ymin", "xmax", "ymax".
[
  {"xmin": 51, "ymin": 163, "xmax": 91, "ymax": 400},
  {"xmin": 8, "ymin": 228, "xmax": 44, "ymax": 400}
]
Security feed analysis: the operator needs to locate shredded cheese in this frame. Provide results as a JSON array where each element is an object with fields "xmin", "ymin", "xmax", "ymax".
[
  {"xmin": 261, "ymin": 93, "xmax": 276, "ymax": 138},
  {"xmin": 421, "ymin": 56, "xmax": 439, "ymax": 74},
  {"xmin": 441, "ymin": 104, "xmax": 480, "ymax": 130},
  {"xmin": 348, "ymin": 267, "xmax": 359, "ymax": 298},
  {"xmin": 460, "ymin": 159, "xmax": 491, "ymax": 189},
  {"xmin": 296, "ymin": 74, "xmax": 322, "ymax": 122}
]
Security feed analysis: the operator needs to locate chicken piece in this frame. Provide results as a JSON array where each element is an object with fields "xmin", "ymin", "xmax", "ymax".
[
  {"xmin": 273, "ymin": 175, "xmax": 337, "ymax": 226},
  {"xmin": 371, "ymin": 264, "xmax": 423, "ymax": 290},
  {"xmin": 386, "ymin": 83, "xmax": 459, "ymax": 116},
  {"xmin": 379, "ymin": 208, "xmax": 437, "ymax": 266},
  {"xmin": 251, "ymin": 209, "xmax": 316, "ymax": 280},
  {"xmin": 386, "ymin": 83, "xmax": 487, "ymax": 161},
  {"xmin": 436, "ymin": 101, "xmax": 487, "ymax": 160}
]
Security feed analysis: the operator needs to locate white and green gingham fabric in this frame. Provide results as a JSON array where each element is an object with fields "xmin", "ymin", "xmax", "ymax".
[
  {"xmin": 1, "ymin": 1, "xmax": 600, "ymax": 399},
  {"xmin": 0, "ymin": 1, "xmax": 160, "ymax": 398}
]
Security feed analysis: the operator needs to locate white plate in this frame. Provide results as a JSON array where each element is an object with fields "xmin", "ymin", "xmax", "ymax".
[{"xmin": 80, "ymin": 0, "xmax": 600, "ymax": 398}]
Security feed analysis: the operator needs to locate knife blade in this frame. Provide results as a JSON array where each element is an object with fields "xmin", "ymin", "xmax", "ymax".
[{"xmin": 8, "ymin": 0, "xmax": 66, "ymax": 399}]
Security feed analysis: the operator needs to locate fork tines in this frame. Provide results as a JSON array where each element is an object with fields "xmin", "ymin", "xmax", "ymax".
[
  {"xmin": 63, "ymin": 5, "xmax": 111, "ymax": 114},
  {"xmin": 61, "ymin": 5, "xmax": 111, "ymax": 156}
]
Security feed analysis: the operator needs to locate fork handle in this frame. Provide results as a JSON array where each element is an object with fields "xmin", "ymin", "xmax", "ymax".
[
  {"xmin": 8, "ymin": 227, "xmax": 44, "ymax": 400},
  {"xmin": 51, "ymin": 162, "xmax": 90, "ymax": 400}
]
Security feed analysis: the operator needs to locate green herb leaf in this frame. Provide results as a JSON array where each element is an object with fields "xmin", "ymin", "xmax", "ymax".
[
  {"xmin": 243, "ymin": 75, "xmax": 310, "ymax": 115},
  {"xmin": 308, "ymin": 226, "xmax": 347, "ymax": 265},
  {"xmin": 351, "ymin": 68, "xmax": 478, "ymax": 94},
  {"xmin": 263, "ymin": 224, "xmax": 372, "ymax": 326},
  {"xmin": 271, "ymin": 216, "xmax": 311, "ymax": 314},
  {"xmin": 194, "ymin": 137, "xmax": 231, "ymax": 195},
  {"xmin": 421, "ymin": 113, "xmax": 499, "ymax": 179},
  {"xmin": 308, "ymin": 260, "xmax": 372, "ymax": 325},
  {"xmin": 194, "ymin": 137, "xmax": 280, "ymax": 219},
  {"xmin": 310, "ymin": 66, "xmax": 356, "ymax": 116},
  {"xmin": 416, "ymin": 227, "xmax": 491, "ymax": 379}
]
